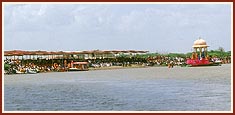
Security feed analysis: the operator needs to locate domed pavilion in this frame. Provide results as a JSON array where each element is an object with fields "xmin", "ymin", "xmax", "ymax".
[
  {"xmin": 186, "ymin": 37, "xmax": 222, "ymax": 66},
  {"xmin": 192, "ymin": 37, "xmax": 209, "ymax": 60}
]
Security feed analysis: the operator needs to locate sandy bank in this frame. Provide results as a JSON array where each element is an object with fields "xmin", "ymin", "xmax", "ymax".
[{"xmin": 88, "ymin": 65, "xmax": 148, "ymax": 71}]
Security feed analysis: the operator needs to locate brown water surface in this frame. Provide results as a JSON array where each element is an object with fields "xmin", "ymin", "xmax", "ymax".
[{"xmin": 4, "ymin": 64, "xmax": 231, "ymax": 111}]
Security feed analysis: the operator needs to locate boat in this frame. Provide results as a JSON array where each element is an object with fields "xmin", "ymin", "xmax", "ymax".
[
  {"xmin": 25, "ymin": 68, "xmax": 37, "ymax": 74},
  {"xmin": 12, "ymin": 68, "xmax": 24, "ymax": 74},
  {"xmin": 68, "ymin": 62, "xmax": 89, "ymax": 71},
  {"xmin": 16, "ymin": 70, "xmax": 24, "ymax": 74},
  {"xmin": 186, "ymin": 59, "xmax": 221, "ymax": 67},
  {"xmin": 14, "ymin": 69, "xmax": 24, "ymax": 74},
  {"xmin": 186, "ymin": 38, "xmax": 221, "ymax": 67}
]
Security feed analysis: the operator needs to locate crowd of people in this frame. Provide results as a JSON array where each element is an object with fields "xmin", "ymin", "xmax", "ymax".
[
  {"xmin": 4, "ymin": 54, "xmax": 231, "ymax": 74},
  {"xmin": 147, "ymin": 55, "xmax": 231, "ymax": 68},
  {"xmin": 4, "ymin": 59, "xmax": 67, "ymax": 74},
  {"xmin": 147, "ymin": 56, "xmax": 186, "ymax": 67}
]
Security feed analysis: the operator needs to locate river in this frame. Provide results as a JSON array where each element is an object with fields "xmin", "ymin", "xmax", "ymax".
[{"xmin": 4, "ymin": 64, "xmax": 231, "ymax": 111}]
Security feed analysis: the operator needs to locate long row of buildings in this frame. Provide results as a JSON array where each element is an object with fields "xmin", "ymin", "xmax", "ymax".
[{"xmin": 4, "ymin": 50, "xmax": 149, "ymax": 60}]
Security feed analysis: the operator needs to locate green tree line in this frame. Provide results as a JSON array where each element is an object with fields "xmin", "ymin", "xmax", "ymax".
[{"xmin": 135, "ymin": 47, "xmax": 231, "ymax": 59}]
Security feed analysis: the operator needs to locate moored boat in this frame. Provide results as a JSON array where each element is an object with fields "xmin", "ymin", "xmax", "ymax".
[
  {"xmin": 25, "ymin": 68, "xmax": 37, "ymax": 74},
  {"xmin": 68, "ymin": 62, "xmax": 89, "ymax": 71},
  {"xmin": 186, "ymin": 38, "xmax": 221, "ymax": 67}
]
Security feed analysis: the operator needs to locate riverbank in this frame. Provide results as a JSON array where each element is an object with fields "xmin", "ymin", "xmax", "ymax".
[
  {"xmin": 4, "ymin": 64, "xmax": 157, "ymax": 75},
  {"xmin": 88, "ymin": 64, "xmax": 148, "ymax": 71},
  {"xmin": 5, "ymin": 63, "xmax": 230, "ymax": 75}
]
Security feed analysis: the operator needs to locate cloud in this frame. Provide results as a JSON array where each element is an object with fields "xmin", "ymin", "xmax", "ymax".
[
  {"xmin": 5, "ymin": 4, "xmax": 77, "ymax": 32},
  {"xmin": 4, "ymin": 4, "xmax": 231, "ymax": 52}
]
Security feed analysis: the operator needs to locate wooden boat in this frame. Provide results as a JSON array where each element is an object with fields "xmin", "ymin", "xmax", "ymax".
[{"xmin": 68, "ymin": 62, "xmax": 89, "ymax": 71}]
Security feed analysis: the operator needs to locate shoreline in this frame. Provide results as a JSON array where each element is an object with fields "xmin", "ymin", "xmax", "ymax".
[
  {"xmin": 88, "ymin": 65, "xmax": 149, "ymax": 71},
  {"xmin": 4, "ymin": 65, "xmax": 150, "ymax": 75},
  {"xmin": 4, "ymin": 64, "xmax": 231, "ymax": 75}
]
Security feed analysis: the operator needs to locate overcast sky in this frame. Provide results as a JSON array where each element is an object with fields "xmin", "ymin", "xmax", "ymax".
[{"xmin": 4, "ymin": 3, "xmax": 232, "ymax": 53}]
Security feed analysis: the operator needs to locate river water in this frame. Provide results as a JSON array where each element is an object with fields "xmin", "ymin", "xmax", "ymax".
[{"xmin": 4, "ymin": 64, "xmax": 231, "ymax": 111}]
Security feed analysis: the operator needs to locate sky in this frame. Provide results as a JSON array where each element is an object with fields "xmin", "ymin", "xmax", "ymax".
[{"xmin": 3, "ymin": 3, "xmax": 232, "ymax": 53}]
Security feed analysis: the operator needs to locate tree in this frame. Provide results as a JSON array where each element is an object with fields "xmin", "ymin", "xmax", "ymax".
[
  {"xmin": 218, "ymin": 47, "xmax": 225, "ymax": 52},
  {"xmin": 4, "ymin": 63, "xmax": 10, "ymax": 70}
]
